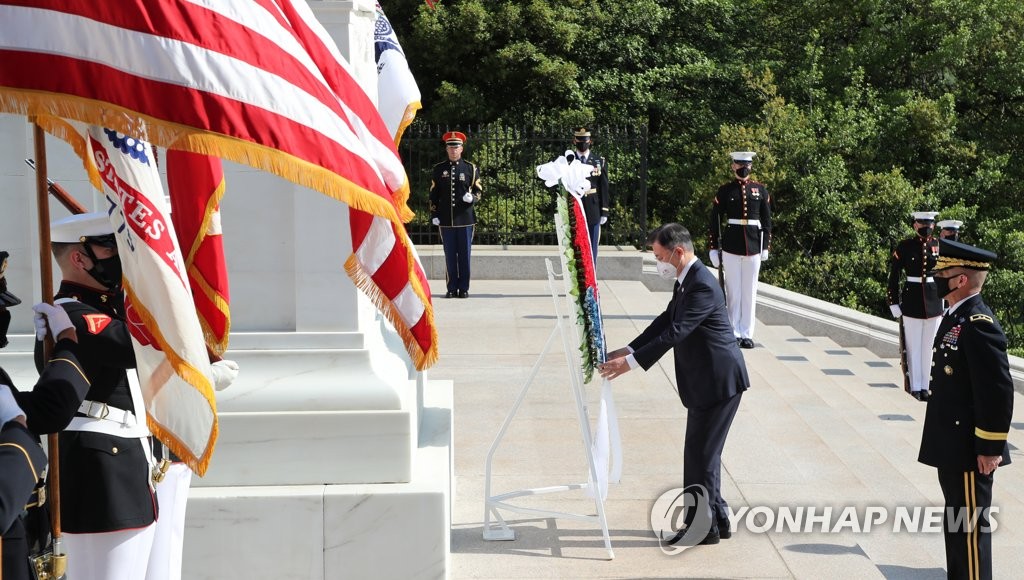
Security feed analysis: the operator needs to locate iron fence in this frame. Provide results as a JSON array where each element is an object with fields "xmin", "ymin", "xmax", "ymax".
[{"xmin": 399, "ymin": 123, "xmax": 648, "ymax": 247}]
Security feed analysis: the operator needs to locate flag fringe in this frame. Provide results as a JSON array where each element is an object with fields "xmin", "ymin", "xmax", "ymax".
[
  {"xmin": 345, "ymin": 255, "xmax": 438, "ymax": 370},
  {"xmin": 122, "ymin": 278, "xmax": 219, "ymax": 476},
  {"xmin": 189, "ymin": 263, "xmax": 232, "ymax": 355},
  {"xmin": 1, "ymin": 90, "xmax": 407, "ymax": 225},
  {"xmin": 394, "ymin": 101, "xmax": 422, "ymax": 147}
]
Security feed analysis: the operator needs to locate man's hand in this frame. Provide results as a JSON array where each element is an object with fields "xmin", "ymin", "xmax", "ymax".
[
  {"xmin": 709, "ymin": 251, "xmax": 721, "ymax": 268},
  {"xmin": 598, "ymin": 357, "xmax": 631, "ymax": 380},
  {"xmin": 32, "ymin": 302, "xmax": 77, "ymax": 342},
  {"xmin": 977, "ymin": 454, "xmax": 1002, "ymax": 475},
  {"xmin": 889, "ymin": 304, "xmax": 902, "ymax": 319},
  {"xmin": 606, "ymin": 347, "xmax": 631, "ymax": 360},
  {"xmin": 431, "ymin": 217, "xmax": 440, "ymax": 226},
  {"xmin": 0, "ymin": 384, "xmax": 28, "ymax": 427},
  {"xmin": 599, "ymin": 216, "xmax": 608, "ymax": 225},
  {"xmin": 462, "ymin": 192, "xmax": 474, "ymax": 203},
  {"xmin": 210, "ymin": 359, "xmax": 240, "ymax": 391}
]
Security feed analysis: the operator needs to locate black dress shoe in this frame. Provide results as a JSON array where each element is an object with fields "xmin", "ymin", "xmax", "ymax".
[
  {"xmin": 912, "ymin": 390, "xmax": 930, "ymax": 402},
  {"xmin": 717, "ymin": 518, "xmax": 732, "ymax": 539},
  {"xmin": 739, "ymin": 338, "xmax": 755, "ymax": 349},
  {"xmin": 458, "ymin": 290, "xmax": 468, "ymax": 298},
  {"xmin": 444, "ymin": 291, "xmax": 453, "ymax": 299},
  {"xmin": 665, "ymin": 526, "xmax": 720, "ymax": 546}
]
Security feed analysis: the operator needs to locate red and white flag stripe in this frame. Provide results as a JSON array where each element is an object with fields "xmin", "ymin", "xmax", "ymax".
[{"xmin": 0, "ymin": 0, "xmax": 437, "ymax": 368}]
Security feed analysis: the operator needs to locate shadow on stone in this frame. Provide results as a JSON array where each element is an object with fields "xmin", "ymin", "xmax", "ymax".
[
  {"xmin": 451, "ymin": 519, "xmax": 660, "ymax": 559},
  {"xmin": 876, "ymin": 564, "xmax": 947, "ymax": 579},
  {"xmin": 782, "ymin": 542, "xmax": 866, "ymax": 557}
]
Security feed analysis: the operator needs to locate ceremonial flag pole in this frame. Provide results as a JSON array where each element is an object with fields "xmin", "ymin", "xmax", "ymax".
[{"xmin": 32, "ymin": 122, "xmax": 68, "ymax": 574}]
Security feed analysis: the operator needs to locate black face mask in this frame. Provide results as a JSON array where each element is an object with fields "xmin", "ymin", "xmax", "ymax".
[
  {"xmin": 83, "ymin": 245, "xmax": 123, "ymax": 290},
  {"xmin": 934, "ymin": 273, "xmax": 961, "ymax": 298},
  {"xmin": 575, "ymin": 140, "xmax": 590, "ymax": 152},
  {"xmin": 0, "ymin": 308, "xmax": 10, "ymax": 349},
  {"xmin": 735, "ymin": 165, "xmax": 751, "ymax": 178},
  {"xmin": 916, "ymin": 226, "xmax": 932, "ymax": 238}
]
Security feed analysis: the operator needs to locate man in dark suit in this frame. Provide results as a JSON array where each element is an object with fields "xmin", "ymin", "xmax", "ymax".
[
  {"xmin": 600, "ymin": 223, "xmax": 750, "ymax": 546},
  {"xmin": 919, "ymin": 238, "xmax": 1012, "ymax": 580},
  {"xmin": 572, "ymin": 128, "xmax": 609, "ymax": 262},
  {"xmin": 430, "ymin": 131, "xmax": 482, "ymax": 298}
]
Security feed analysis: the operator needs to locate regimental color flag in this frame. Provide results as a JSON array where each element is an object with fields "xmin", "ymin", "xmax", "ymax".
[
  {"xmin": 85, "ymin": 125, "xmax": 218, "ymax": 476},
  {"xmin": 374, "ymin": 2, "xmax": 422, "ymax": 144}
]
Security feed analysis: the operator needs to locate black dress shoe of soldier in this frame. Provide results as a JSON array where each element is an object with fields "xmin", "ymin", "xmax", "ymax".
[
  {"xmin": 912, "ymin": 390, "xmax": 930, "ymax": 402},
  {"xmin": 665, "ymin": 526, "xmax": 720, "ymax": 546},
  {"xmin": 739, "ymin": 338, "xmax": 755, "ymax": 349},
  {"xmin": 458, "ymin": 290, "xmax": 468, "ymax": 298},
  {"xmin": 445, "ymin": 291, "xmax": 453, "ymax": 299},
  {"xmin": 718, "ymin": 518, "xmax": 732, "ymax": 539}
]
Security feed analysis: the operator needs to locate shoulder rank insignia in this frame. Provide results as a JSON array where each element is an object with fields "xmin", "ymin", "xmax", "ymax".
[{"xmin": 969, "ymin": 313, "xmax": 993, "ymax": 324}]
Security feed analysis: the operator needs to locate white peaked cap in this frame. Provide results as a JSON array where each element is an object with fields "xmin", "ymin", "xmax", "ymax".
[
  {"xmin": 729, "ymin": 151, "xmax": 756, "ymax": 162},
  {"xmin": 911, "ymin": 211, "xmax": 939, "ymax": 222},
  {"xmin": 50, "ymin": 212, "xmax": 115, "ymax": 244},
  {"xmin": 937, "ymin": 219, "xmax": 963, "ymax": 230}
]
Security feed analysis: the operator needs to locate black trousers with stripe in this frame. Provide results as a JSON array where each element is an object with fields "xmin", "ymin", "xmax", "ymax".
[{"xmin": 937, "ymin": 468, "xmax": 995, "ymax": 580}]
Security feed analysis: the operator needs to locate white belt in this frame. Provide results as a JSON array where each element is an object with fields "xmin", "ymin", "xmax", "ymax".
[
  {"xmin": 78, "ymin": 399, "xmax": 138, "ymax": 427},
  {"xmin": 727, "ymin": 219, "xmax": 760, "ymax": 227},
  {"xmin": 905, "ymin": 276, "xmax": 934, "ymax": 283}
]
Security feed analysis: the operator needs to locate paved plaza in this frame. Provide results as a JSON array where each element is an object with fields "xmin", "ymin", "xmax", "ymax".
[{"xmin": 427, "ymin": 276, "xmax": 1024, "ymax": 579}]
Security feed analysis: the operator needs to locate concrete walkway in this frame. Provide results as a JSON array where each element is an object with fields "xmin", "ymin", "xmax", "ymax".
[{"xmin": 428, "ymin": 277, "xmax": 1024, "ymax": 579}]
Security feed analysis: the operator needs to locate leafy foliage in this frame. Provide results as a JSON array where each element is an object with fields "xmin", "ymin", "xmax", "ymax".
[{"xmin": 386, "ymin": 0, "xmax": 1024, "ymax": 349}]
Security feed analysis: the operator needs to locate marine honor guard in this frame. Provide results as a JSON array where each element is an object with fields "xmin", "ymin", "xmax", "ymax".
[
  {"xmin": 40, "ymin": 212, "xmax": 158, "ymax": 580},
  {"xmin": 887, "ymin": 211, "xmax": 943, "ymax": 400},
  {"xmin": 572, "ymin": 128, "xmax": 610, "ymax": 261},
  {"xmin": 938, "ymin": 219, "xmax": 963, "ymax": 241},
  {"xmin": 708, "ymin": 151, "xmax": 772, "ymax": 348},
  {"xmin": 430, "ymin": 131, "xmax": 482, "ymax": 298},
  {"xmin": 919, "ymin": 238, "xmax": 1012, "ymax": 580}
]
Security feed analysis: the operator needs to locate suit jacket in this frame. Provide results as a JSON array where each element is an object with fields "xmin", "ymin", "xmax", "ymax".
[
  {"xmin": 919, "ymin": 295, "xmax": 1013, "ymax": 470},
  {"xmin": 629, "ymin": 259, "xmax": 750, "ymax": 410},
  {"xmin": 429, "ymin": 159, "xmax": 482, "ymax": 227},
  {"xmin": 887, "ymin": 236, "xmax": 942, "ymax": 319},
  {"xmin": 709, "ymin": 179, "xmax": 772, "ymax": 256},
  {"xmin": 576, "ymin": 151, "xmax": 609, "ymax": 228}
]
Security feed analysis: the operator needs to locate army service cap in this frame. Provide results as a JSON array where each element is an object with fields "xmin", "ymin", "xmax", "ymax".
[
  {"xmin": 933, "ymin": 238, "xmax": 996, "ymax": 271},
  {"xmin": 0, "ymin": 251, "xmax": 21, "ymax": 307},
  {"xmin": 911, "ymin": 211, "xmax": 939, "ymax": 223},
  {"xmin": 730, "ymin": 151, "xmax": 756, "ymax": 163},
  {"xmin": 51, "ymin": 212, "xmax": 117, "ymax": 247},
  {"xmin": 443, "ymin": 131, "xmax": 466, "ymax": 147}
]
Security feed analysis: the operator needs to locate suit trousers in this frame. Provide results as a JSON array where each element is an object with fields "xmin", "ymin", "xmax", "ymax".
[
  {"xmin": 902, "ymin": 316, "xmax": 942, "ymax": 392},
  {"xmin": 64, "ymin": 522, "xmax": 156, "ymax": 580},
  {"xmin": 722, "ymin": 252, "xmax": 762, "ymax": 339},
  {"xmin": 683, "ymin": 391, "xmax": 743, "ymax": 531},
  {"xmin": 439, "ymin": 226, "xmax": 474, "ymax": 294},
  {"xmin": 937, "ymin": 468, "xmax": 996, "ymax": 580}
]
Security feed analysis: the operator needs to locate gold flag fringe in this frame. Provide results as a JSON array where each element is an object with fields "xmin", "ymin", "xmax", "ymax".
[{"xmin": 122, "ymin": 279, "xmax": 219, "ymax": 476}]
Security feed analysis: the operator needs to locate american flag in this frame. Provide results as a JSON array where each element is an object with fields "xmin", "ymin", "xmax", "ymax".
[{"xmin": 0, "ymin": 0, "xmax": 438, "ymax": 369}]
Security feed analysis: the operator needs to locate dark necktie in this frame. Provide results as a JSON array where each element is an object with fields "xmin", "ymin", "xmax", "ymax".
[{"xmin": 673, "ymin": 280, "xmax": 681, "ymax": 293}]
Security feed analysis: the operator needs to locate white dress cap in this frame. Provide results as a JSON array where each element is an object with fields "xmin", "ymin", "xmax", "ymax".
[
  {"xmin": 729, "ymin": 151, "xmax": 757, "ymax": 162},
  {"xmin": 937, "ymin": 219, "xmax": 963, "ymax": 230},
  {"xmin": 911, "ymin": 211, "xmax": 939, "ymax": 222},
  {"xmin": 51, "ymin": 212, "xmax": 115, "ymax": 244}
]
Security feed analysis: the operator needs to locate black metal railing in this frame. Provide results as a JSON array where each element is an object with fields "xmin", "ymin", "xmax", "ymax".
[{"xmin": 398, "ymin": 123, "xmax": 648, "ymax": 247}]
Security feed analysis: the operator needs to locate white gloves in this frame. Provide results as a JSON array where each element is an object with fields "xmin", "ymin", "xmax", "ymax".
[
  {"xmin": 462, "ymin": 192, "xmax": 474, "ymax": 203},
  {"xmin": 760, "ymin": 250, "xmax": 770, "ymax": 261},
  {"xmin": 32, "ymin": 302, "xmax": 74, "ymax": 341},
  {"xmin": 890, "ymin": 304, "xmax": 902, "ymax": 319},
  {"xmin": 210, "ymin": 359, "xmax": 239, "ymax": 391},
  {"xmin": 599, "ymin": 216, "xmax": 608, "ymax": 225},
  {"xmin": 0, "ymin": 384, "xmax": 27, "ymax": 426},
  {"xmin": 431, "ymin": 217, "xmax": 440, "ymax": 226},
  {"xmin": 709, "ymin": 251, "xmax": 721, "ymax": 268}
]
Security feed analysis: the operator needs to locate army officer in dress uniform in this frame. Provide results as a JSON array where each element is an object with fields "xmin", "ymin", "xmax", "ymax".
[
  {"xmin": 888, "ymin": 211, "xmax": 943, "ymax": 400},
  {"xmin": 708, "ymin": 151, "xmax": 772, "ymax": 348},
  {"xmin": 572, "ymin": 128, "xmax": 610, "ymax": 262},
  {"xmin": 430, "ymin": 131, "xmax": 482, "ymax": 298},
  {"xmin": 919, "ymin": 238, "xmax": 1012, "ymax": 580}
]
